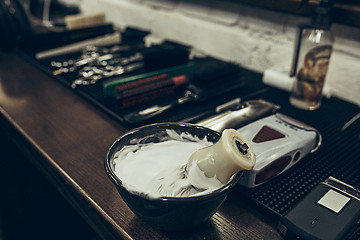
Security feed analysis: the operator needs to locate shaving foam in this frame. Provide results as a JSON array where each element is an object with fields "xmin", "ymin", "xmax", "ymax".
[{"xmin": 113, "ymin": 130, "xmax": 224, "ymax": 198}]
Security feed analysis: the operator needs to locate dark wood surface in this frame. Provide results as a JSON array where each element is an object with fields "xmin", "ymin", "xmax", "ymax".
[{"xmin": 0, "ymin": 51, "xmax": 281, "ymax": 239}]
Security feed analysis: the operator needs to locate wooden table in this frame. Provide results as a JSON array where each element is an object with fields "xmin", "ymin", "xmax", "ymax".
[{"xmin": 0, "ymin": 51, "xmax": 281, "ymax": 239}]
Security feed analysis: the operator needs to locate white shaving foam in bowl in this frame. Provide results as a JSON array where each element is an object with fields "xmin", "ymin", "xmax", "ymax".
[{"xmin": 113, "ymin": 129, "xmax": 224, "ymax": 198}]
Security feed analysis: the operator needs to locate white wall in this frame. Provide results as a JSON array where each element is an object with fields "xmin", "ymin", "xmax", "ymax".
[{"xmin": 70, "ymin": 0, "xmax": 360, "ymax": 106}]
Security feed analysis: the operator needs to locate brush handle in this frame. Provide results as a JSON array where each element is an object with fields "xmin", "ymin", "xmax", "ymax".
[{"xmin": 187, "ymin": 129, "xmax": 255, "ymax": 187}]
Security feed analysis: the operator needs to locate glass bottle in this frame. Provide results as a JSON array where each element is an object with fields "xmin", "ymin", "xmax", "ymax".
[{"xmin": 289, "ymin": 0, "xmax": 335, "ymax": 110}]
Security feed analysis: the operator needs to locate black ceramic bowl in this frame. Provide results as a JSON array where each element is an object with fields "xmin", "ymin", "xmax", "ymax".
[{"xmin": 105, "ymin": 122, "xmax": 242, "ymax": 230}]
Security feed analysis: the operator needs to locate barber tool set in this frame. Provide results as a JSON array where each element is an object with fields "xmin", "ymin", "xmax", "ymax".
[
  {"xmin": 22, "ymin": 25, "xmax": 323, "ymax": 188},
  {"xmin": 17, "ymin": 14, "xmax": 359, "ymax": 238},
  {"xmin": 26, "ymin": 27, "xmax": 245, "ymax": 126}
]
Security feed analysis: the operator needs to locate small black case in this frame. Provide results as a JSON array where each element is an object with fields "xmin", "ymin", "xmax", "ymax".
[{"xmin": 278, "ymin": 176, "xmax": 360, "ymax": 240}]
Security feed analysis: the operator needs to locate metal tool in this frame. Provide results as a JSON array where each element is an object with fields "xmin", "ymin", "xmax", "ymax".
[
  {"xmin": 51, "ymin": 46, "xmax": 144, "ymax": 76},
  {"xmin": 341, "ymin": 112, "xmax": 360, "ymax": 131},
  {"xmin": 71, "ymin": 62, "xmax": 144, "ymax": 88},
  {"xmin": 48, "ymin": 44, "xmax": 147, "ymax": 88},
  {"xmin": 197, "ymin": 99, "xmax": 280, "ymax": 132},
  {"xmin": 123, "ymin": 88, "xmax": 199, "ymax": 123}
]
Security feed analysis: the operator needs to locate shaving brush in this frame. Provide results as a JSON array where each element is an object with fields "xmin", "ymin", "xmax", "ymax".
[
  {"xmin": 186, "ymin": 129, "xmax": 256, "ymax": 190},
  {"xmin": 156, "ymin": 129, "xmax": 256, "ymax": 197}
]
